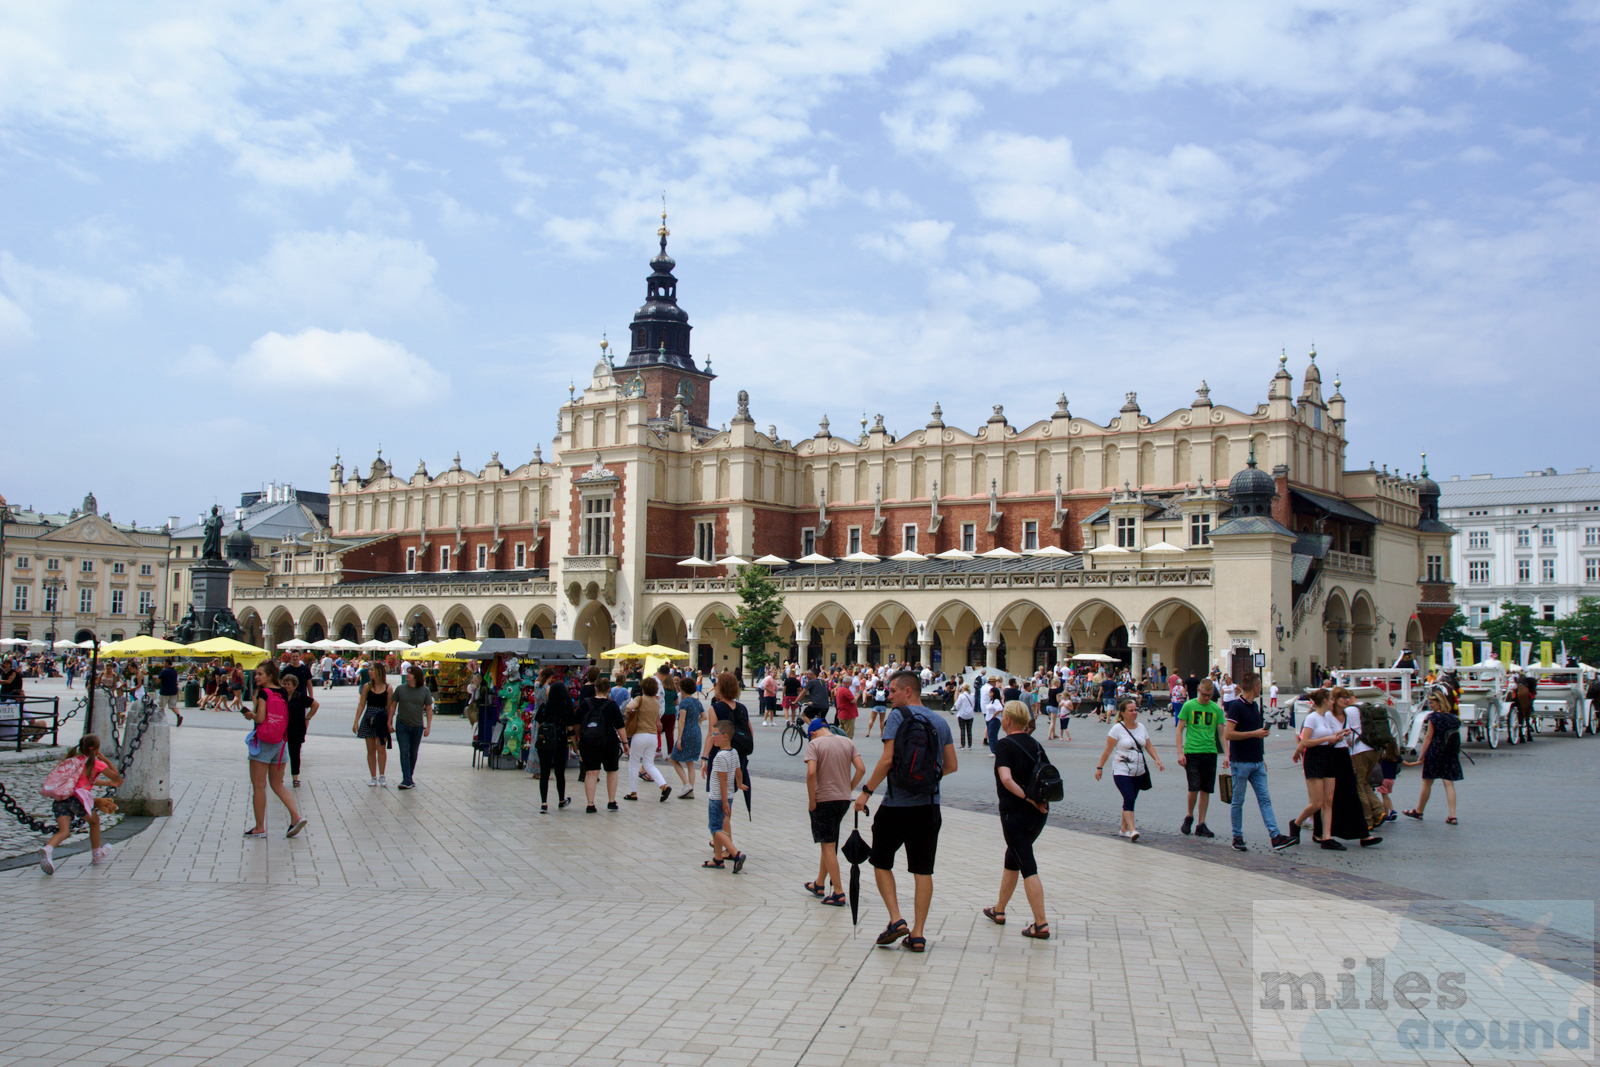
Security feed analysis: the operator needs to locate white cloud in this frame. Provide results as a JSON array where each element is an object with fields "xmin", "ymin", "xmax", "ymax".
[
  {"xmin": 234, "ymin": 328, "xmax": 445, "ymax": 404},
  {"xmin": 858, "ymin": 219, "xmax": 955, "ymax": 263},
  {"xmin": 0, "ymin": 253, "xmax": 135, "ymax": 314},
  {"xmin": 218, "ymin": 230, "xmax": 441, "ymax": 325},
  {"xmin": 0, "ymin": 291, "xmax": 31, "ymax": 346}
]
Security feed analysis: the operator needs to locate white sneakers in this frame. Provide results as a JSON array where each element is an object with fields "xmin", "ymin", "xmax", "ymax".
[
  {"xmin": 39, "ymin": 845, "xmax": 54, "ymax": 875},
  {"xmin": 368, "ymin": 777, "xmax": 378, "ymax": 787},
  {"xmin": 1119, "ymin": 830, "xmax": 1141, "ymax": 842},
  {"xmin": 379, "ymin": 774, "xmax": 388, "ymax": 787},
  {"xmin": 92, "ymin": 846, "xmax": 113, "ymax": 864}
]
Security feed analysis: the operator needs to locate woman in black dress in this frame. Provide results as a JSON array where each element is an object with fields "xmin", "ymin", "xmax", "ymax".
[
  {"xmin": 352, "ymin": 662, "xmax": 391, "ymax": 786},
  {"xmin": 1403, "ymin": 691, "xmax": 1463, "ymax": 823},
  {"xmin": 282, "ymin": 672, "xmax": 318, "ymax": 788},
  {"xmin": 533, "ymin": 666, "xmax": 574, "ymax": 813}
]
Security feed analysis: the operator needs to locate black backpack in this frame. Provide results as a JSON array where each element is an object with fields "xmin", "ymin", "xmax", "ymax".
[
  {"xmin": 577, "ymin": 697, "xmax": 614, "ymax": 747},
  {"xmin": 715, "ymin": 700, "xmax": 755, "ymax": 757},
  {"xmin": 889, "ymin": 708, "xmax": 944, "ymax": 797},
  {"xmin": 1443, "ymin": 723, "xmax": 1461, "ymax": 759},
  {"xmin": 1356, "ymin": 702, "xmax": 1399, "ymax": 761},
  {"xmin": 1028, "ymin": 749, "xmax": 1065, "ymax": 804}
]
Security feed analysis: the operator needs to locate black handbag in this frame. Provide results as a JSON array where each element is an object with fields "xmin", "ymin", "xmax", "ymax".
[{"xmin": 1122, "ymin": 723, "xmax": 1154, "ymax": 790}]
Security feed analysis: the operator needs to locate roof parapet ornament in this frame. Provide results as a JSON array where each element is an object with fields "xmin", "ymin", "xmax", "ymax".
[
  {"xmin": 1051, "ymin": 472, "xmax": 1067, "ymax": 531},
  {"xmin": 929, "ymin": 478, "xmax": 943, "ymax": 533},
  {"xmin": 1054, "ymin": 393, "xmax": 1070, "ymax": 418},
  {"xmin": 817, "ymin": 413, "xmax": 831, "ymax": 438},
  {"xmin": 733, "ymin": 389, "xmax": 753, "ymax": 423},
  {"xmin": 987, "ymin": 478, "xmax": 1003, "ymax": 533},
  {"xmin": 1120, "ymin": 391, "xmax": 1140, "ymax": 413},
  {"xmin": 870, "ymin": 483, "xmax": 886, "ymax": 537},
  {"xmin": 927, "ymin": 402, "xmax": 944, "ymax": 429}
]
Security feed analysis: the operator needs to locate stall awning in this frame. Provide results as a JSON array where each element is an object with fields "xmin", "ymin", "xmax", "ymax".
[
  {"xmin": 462, "ymin": 638, "xmax": 590, "ymax": 665},
  {"xmin": 1290, "ymin": 487, "xmax": 1380, "ymax": 526}
]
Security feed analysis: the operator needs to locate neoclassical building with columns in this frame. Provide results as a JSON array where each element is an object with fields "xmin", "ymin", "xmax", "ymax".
[{"xmin": 235, "ymin": 228, "xmax": 1455, "ymax": 689}]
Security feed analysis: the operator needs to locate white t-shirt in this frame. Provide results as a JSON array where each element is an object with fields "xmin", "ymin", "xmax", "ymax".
[
  {"xmin": 954, "ymin": 691, "xmax": 975, "ymax": 720},
  {"xmin": 1109, "ymin": 721, "xmax": 1150, "ymax": 776},
  {"xmin": 1269, "ymin": 684, "xmax": 1279, "ymax": 705},
  {"xmin": 1301, "ymin": 710, "xmax": 1338, "ymax": 745},
  {"xmin": 709, "ymin": 749, "xmax": 740, "ymax": 800},
  {"xmin": 981, "ymin": 688, "xmax": 1003, "ymax": 722},
  {"xmin": 1221, "ymin": 683, "xmax": 1238, "ymax": 704},
  {"xmin": 1345, "ymin": 708, "xmax": 1372, "ymax": 755}
]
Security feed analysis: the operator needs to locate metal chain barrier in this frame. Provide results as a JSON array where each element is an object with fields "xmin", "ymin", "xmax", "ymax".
[{"xmin": 0, "ymin": 695, "xmax": 156, "ymax": 836}]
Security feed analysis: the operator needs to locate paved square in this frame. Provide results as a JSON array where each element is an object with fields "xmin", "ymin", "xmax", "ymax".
[{"xmin": 0, "ymin": 722, "xmax": 1590, "ymax": 1067}]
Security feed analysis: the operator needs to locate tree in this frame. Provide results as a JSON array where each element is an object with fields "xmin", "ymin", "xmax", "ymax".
[
  {"xmin": 719, "ymin": 564, "xmax": 785, "ymax": 680},
  {"xmin": 1432, "ymin": 609, "xmax": 1468, "ymax": 661},
  {"xmin": 1553, "ymin": 596, "xmax": 1600, "ymax": 664},
  {"xmin": 1481, "ymin": 601, "xmax": 1547, "ymax": 651}
]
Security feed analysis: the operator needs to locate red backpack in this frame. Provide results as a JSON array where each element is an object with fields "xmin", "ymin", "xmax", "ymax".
[{"xmin": 256, "ymin": 688, "xmax": 289, "ymax": 745}]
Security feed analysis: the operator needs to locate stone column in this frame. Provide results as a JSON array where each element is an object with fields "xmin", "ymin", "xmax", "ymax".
[
  {"xmin": 985, "ymin": 641, "xmax": 999, "ymax": 671},
  {"xmin": 117, "ymin": 710, "xmax": 173, "ymax": 817},
  {"xmin": 855, "ymin": 639, "xmax": 870, "ymax": 666},
  {"xmin": 1055, "ymin": 642, "xmax": 1070, "ymax": 669},
  {"xmin": 919, "ymin": 640, "xmax": 933, "ymax": 672},
  {"xmin": 1130, "ymin": 641, "xmax": 1145, "ymax": 680},
  {"xmin": 796, "ymin": 640, "xmax": 810, "ymax": 673}
]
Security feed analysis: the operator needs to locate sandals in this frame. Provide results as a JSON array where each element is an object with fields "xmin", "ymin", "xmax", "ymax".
[
  {"xmin": 659, "ymin": 786, "xmax": 672, "ymax": 802},
  {"xmin": 1445, "ymin": 816, "xmax": 1458, "ymax": 825},
  {"xmin": 702, "ymin": 858, "xmax": 725, "ymax": 869},
  {"xmin": 242, "ymin": 828, "xmax": 266, "ymax": 837},
  {"xmin": 803, "ymin": 881, "xmax": 826, "ymax": 898},
  {"xmin": 876, "ymin": 919, "xmax": 909, "ymax": 946},
  {"xmin": 903, "ymin": 936, "xmax": 927, "ymax": 952},
  {"xmin": 1021, "ymin": 923, "xmax": 1050, "ymax": 940},
  {"xmin": 821, "ymin": 892, "xmax": 846, "ymax": 907},
  {"xmin": 731, "ymin": 852, "xmax": 748, "ymax": 874},
  {"xmin": 1403, "ymin": 809, "xmax": 1424, "ymax": 819},
  {"xmin": 622, "ymin": 794, "xmax": 638, "ymax": 802},
  {"xmin": 982, "ymin": 906, "xmax": 1006, "ymax": 925}
]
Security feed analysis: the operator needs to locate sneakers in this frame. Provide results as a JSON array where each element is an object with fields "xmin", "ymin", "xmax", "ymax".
[
  {"xmin": 397, "ymin": 782, "xmax": 414, "ymax": 790},
  {"xmin": 1181, "ymin": 816, "xmax": 1193, "ymax": 836},
  {"xmin": 1270, "ymin": 834, "xmax": 1297, "ymax": 851},
  {"xmin": 607, "ymin": 801, "xmax": 619, "ymax": 811},
  {"xmin": 1119, "ymin": 830, "xmax": 1140, "ymax": 842},
  {"xmin": 368, "ymin": 777, "xmax": 378, "ymax": 787},
  {"xmin": 1319, "ymin": 839, "xmax": 1347, "ymax": 851},
  {"xmin": 1232, "ymin": 837, "xmax": 1249, "ymax": 852},
  {"xmin": 585, "ymin": 805, "xmax": 598, "ymax": 814},
  {"xmin": 91, "ymin": 845, "xmax": 114, "ymax": 864},
  {"xmin": 1194, "ymin": 824, "xmax": 1215, "ymax": 838},
  {"xmin": 286, "ymin": 820, "xmax": 307, "ymax": 839},
  {"xmin": 1383, "ymin": 811, "xmax": 1397, "ymax": 822},
  {"xmin": 378, "ymin": 774, "xmax": 388, "ymax": 787},
  {"xmin": 540, "ymin": 804, "xmax": 549, "ymax": 814},
  {"xmin": 39, "ymin": 845, "xmax": 55, "ymax": 875},
  {"xmin": 559, "ymin": 797, "xmax": 572, "ymax": 809}
]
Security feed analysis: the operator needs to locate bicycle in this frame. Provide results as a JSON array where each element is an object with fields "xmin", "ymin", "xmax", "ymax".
[{"xmin": 781, "ymin": 717, "xmax": 808, "ymax": 756}]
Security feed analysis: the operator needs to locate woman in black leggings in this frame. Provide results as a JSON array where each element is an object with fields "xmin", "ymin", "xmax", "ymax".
[
  {"xmin": 533, "ymin": 666, "xmax": 574, "ymax": 813},
  {"xmin": 282, "ymin": 672, "xmax": 318, "ymax": 788},
  {"xmin": 982, "ymin": 702, "xmax": 1052, "ymax": 939}
]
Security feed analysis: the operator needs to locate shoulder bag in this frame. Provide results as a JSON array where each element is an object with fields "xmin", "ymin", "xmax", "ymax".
[{"xmin": 1121, "ymin": 723, "xmax": 1154, "ymax": 791}]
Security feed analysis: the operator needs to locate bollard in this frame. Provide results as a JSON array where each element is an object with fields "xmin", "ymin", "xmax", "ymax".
[
  {"xmin": 116, "ymin": 708, "xmax": 173, "ymax": 817},
  {"xmin": 87, "ymin": 687, "xmax": 121, "ymax": 767}
]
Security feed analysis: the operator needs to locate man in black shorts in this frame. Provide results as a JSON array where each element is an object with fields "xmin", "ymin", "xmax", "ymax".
[
  {"xmin": 852, "ymin": 669, "xmax": 957, "ymax": 953},
  {"xmin": 576, "ymin": 682, "xmax": 626, "ymax": 813},
  {"xmin": 804, "ymin": 718, "xmax": 865, "ymax": 903}
]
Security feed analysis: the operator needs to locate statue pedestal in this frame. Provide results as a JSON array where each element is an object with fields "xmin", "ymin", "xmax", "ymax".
[{"xmin": 190, "ymin": 562, "xmax": 233, "ymax": 640}]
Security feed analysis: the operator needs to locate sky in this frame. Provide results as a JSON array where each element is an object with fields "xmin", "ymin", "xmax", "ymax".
[{"xmin": 1, "ymin": 1, "xmax": 1597, "ymax": 525}]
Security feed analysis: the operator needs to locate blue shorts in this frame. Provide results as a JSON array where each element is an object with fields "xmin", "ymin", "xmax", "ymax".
[{"xmin": 708, "ymin": 796, "xmax": 730, "ymax": 836}]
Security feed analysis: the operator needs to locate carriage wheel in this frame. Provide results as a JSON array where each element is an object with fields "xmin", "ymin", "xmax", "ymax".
[
  {"xmin": 1486, "ymin": 707, "xmax": 1499, "ymax": 749},
  {"xmin": 1506, "ymin": 710, "xmax": 1518, "ymax": 746}
]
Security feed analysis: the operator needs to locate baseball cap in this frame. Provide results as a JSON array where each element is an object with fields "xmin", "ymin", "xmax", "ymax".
[{"xmin": 806, "ymin": 718, "xmax": 831, "ymax": 736}]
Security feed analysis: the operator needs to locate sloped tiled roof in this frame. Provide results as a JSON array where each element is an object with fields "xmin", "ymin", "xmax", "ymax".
[{"xmin": 1436, "ymin": 471, "xmax": 1600, "ymax": 508}]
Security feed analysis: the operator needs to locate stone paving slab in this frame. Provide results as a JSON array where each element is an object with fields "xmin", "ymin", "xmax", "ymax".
[{"xmin": 0, "ymin": 728, "xmax": 1591, "ymax": 1067}]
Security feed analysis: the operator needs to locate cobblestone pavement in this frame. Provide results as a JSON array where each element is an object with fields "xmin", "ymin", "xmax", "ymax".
[{"xmin": 1, "ymin": 722, "xmax": 1593, "ymax": 1067}]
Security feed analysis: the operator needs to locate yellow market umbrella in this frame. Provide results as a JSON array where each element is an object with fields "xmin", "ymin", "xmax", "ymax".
[
  {"xmin": 186, "ymin": 637, "xmax": 272, "ymax": 667},
  {"xmin": 99, "ymin": 636, "xmax": 194, "ymax": 658},
  {"xmin": 641, "ymin": 645, "xmax": 690, "ymax": 660},
  {"xmin": 601, "ymin": 643, "xmax": 652, "ymax": 659},
  {"xmin": 402, "ymin": 637, "xmax": 480, "ymax": 661}
]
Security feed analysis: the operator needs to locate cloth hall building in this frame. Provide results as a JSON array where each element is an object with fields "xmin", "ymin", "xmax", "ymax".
[{"xmin": 235, "ymin": 230, "xmax": 1456, "ymax": 689}]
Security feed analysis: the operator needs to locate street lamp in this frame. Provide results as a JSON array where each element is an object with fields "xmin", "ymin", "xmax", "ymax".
[{"xmin": 42, "ymin": 576, "xmax": 66, "ymax": 653}]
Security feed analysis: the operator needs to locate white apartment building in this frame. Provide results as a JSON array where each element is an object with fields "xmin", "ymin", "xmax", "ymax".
[{"xmin": 1439, "ymin": 467, "xmax": 1600, "ymax": 633}]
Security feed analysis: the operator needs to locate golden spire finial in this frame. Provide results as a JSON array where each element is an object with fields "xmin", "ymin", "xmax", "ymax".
[{"xmin": 657, "ymin": 191, "xmax": 669, "ymax": 239}]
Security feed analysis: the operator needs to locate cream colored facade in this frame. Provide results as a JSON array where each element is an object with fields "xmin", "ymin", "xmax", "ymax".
[
  {"xmin": 2, "ymin": 494, "xmax": 172, "ymax": 645},
  {"xmin": 233, "ymin": 240, "xmax": 1451, "ymax": 686}
]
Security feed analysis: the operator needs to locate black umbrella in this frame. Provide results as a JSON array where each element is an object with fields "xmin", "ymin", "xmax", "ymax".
[{"xmin": 841, "ymin": 807, "xmax": 873, "ymax": 926}]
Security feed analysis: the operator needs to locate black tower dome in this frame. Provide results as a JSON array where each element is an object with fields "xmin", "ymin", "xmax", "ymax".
[
  {"xmin": 623, "ymin": 205, "xmax": 695, "ymax": 370},
  {"xmin": 1227, "ymin": 443, "xmax": 1277, "ymax": 517},
  {"xmin": 225, "ymin": 518, "xmax": 255, "ymax": 563}
]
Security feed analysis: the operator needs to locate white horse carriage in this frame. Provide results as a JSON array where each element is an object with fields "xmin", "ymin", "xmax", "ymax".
[
  {"xmin": 1448, "ymin": 664, "xmax": 1506, "ymax": 749},
  {"xmin": 1514, "ymin": 664, "xmax": 1594, "ymax": 739}
]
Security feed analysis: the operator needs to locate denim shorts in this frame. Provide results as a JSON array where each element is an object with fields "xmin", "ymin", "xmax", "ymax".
[{"xmin": 708, "ymin": 796, "xmax": 731, "ymax": 836}]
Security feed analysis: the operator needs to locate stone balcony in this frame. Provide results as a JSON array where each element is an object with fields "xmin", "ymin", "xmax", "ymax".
[
  {"xmin": 643, "ymin": 567, "xmax": 1211, "ymax": 596},
  {"xmin": 561, "ymin": 555, "xmax": 618, "ymax": 605}
]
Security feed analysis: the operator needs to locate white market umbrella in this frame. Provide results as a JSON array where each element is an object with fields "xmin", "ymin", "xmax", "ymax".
[
  {"xmin": 1025, "ymin": 545, "xmax": 1072, "ymax": 557},
  {"xmin": 330, "ymin": 639, "xmax": 362, "ymax": 651},
  {"xmin": 978, "ymin": 546, "xmax": 1022, "ymax": 559},
  {"xmin": 359, "ymin": 638, "xmax": 389, "ymax": 650},
  {"xmin": 888, "ymin": 550, "xmax": 926, "ymax": 562},
  {"xmin": 381, "ymin": 639, "xmax": 411, "ymax": 651},
  {"xmin": 677, "ymin": 556, "xmax": 713, "ymax": 568},
  {"xmin": 752, "ymin": 554, "xmax": 789, "ymax": 566},
  {"xmin": 795, "ymin": 553, "xmax": 833, "ymax": 565},
  {"xmin": 842, "ymin": 551, "xmax": 879, "ymax": 563},
  {"xmin": 934, "ymin": 548, "xmax": 974, "ymax": 561},
  {"xmin": 0, "ymin": 638, "xmax": 25, "ymax": 648},
  {"xmin": 1142, "ymin": 541, "xmax": 1186, "ymax": 555},
  {"xmin": 715, "ymin": 555, "xmax": 752, "ymax": 569},
  {"xmin": 278, "ymin": 638, "xmax": 314, "ymax": 650},
  {"xmin": 311, "ymin": 638, "xmax": 339, "ymax": 651},
  {"xmin": 1072, "ymin": 652, "xmax": 1118, "ymax": 663},
  {"xmin": 1086, "ymin": 544, "xmax": 1132, "ymax": 569}
]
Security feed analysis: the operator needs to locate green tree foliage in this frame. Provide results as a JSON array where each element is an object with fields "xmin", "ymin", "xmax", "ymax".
[
  {"xmin": 1481, "ymin": 601, "xmax": 1548, "ymax": 650},
  {"xmin": 1553, "ymin": 596, "xmax": 1600, "ymax": 664},
  {"xmin": 1432, "ymin": 609, "xmax": 1469, "ymax": 660},
  {"xmin": 719, "ymin": 565, "xmax": 785, "ymax": 677}
]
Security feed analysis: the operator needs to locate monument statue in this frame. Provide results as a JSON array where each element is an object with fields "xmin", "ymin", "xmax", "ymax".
[
  {"xmin": 200, "ymin": 505, "xmax": 224, "ymax": 561},
  {"xmin": 211, "ymin": 606, "xmax": 242, "ymax": 641},
  {"xmin": 175, "ymin": 605, "xmax": 198, "ymax": 644}
]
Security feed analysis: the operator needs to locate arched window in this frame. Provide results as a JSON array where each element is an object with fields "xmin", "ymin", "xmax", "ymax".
[
  {"xmin": 339, "ymin": 623, "xmax": 358, "ymax": 642},
  {"xmin": 374, "ymin": 623, "xmax": 393, "ymax": 642},
  {"xmin": 529, "ymin": 624, "xmax": 545, "ymax": 640},
  {"xmin": 966, "ymin": 629, "xmax": 985, "ymax": 670},
  {"xmin": 448, "ymin": 622, "xmax": 466, "ymax": 640},
  {"xmin": 306, "ymin": 622, "xmax": 326, "ymax": 643},
  {"xmin": 487, "ymin": 622, "xmax": 506, "ymax": 639},
  {"xmin": 1033, "ymin": 627, "xmax": 1056, "ymax": 671}
]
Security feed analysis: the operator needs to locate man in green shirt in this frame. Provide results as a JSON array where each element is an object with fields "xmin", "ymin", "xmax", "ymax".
[{"xmin": 1176, "ymin": 678, "xmax": 1228, "ymax": 837}]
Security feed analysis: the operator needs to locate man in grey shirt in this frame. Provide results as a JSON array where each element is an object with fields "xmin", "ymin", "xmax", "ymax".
[
  {"xmin": 391, "ymin": 666, "xmax": 435, "ymax": 790},
  {"xmin": 852, "ymin": 669, "xmax": 957, "ymax": 953}
]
